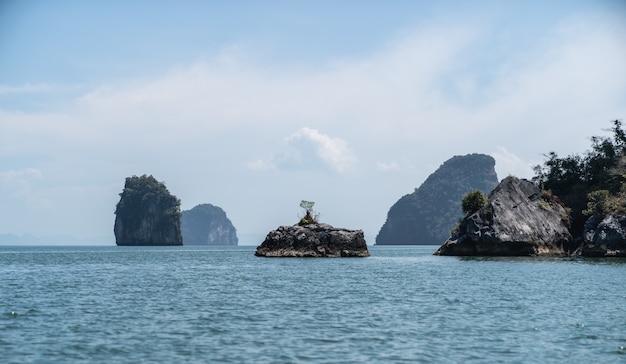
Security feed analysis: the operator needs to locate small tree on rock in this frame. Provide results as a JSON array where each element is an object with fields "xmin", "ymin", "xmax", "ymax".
[
  {"xmin": 299, "ymin": 200, "xmax": 320, "ymax": 225},
  {"xmin": 462, "ymin": 190, "xmax": 488, "ymax": 216}
]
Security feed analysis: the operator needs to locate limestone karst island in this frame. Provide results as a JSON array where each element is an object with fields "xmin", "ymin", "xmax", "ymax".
[
  {"xmin": 182, "ymin": 204, "xmax": 238, "ymax": 245},
  {"xmin": 114, "ymin": 175, "xmax": 238, "ymax": 246},
  {"xmin": 377, "ymin": 153, "xmax": 499, "ymax": 245},
  {"xmin": 114, "ymin": 175, "xmax": 183, "ymax": 246}
]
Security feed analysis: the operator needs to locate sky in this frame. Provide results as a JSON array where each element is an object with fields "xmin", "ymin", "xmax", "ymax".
[{"xmin": 1, "ymin": 0, "xmax": 625, "ymax": 245}]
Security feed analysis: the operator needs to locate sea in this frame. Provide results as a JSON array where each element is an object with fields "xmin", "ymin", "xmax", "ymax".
[{"xmin": 1, "ymin": 245, "xmax": 624, "ymax": 363}]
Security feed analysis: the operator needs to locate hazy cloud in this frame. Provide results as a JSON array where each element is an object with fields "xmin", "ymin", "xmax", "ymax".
[
  {"xmin": 253, "ymin": 127, "xmax": 357, "ymax": 173},
  {"xmin": 376, "ymin": 161, "xmax": 400, "ymax": 172},
  {"xmin": 0, "ymin": 168, "xmax": 53, "ymax": 212},
  {"xmin": 0, "ymin": 168, "xmax": 43, "ymax": 194},
  {"xmin": 491, "ymin": 147, "xmax": 537, "ymax": 180},
  {"xmin": 9, "ymin": 17, "xmax": 621, "ymax": 154}
]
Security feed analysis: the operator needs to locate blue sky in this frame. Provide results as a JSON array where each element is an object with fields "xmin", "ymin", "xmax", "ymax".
[{"xmin": 1, "ymin": 0, "xmax": 625, "ymax": 244}]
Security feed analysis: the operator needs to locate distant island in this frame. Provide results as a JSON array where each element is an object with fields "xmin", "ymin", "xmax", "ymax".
[
  {"xmin": 114, "ymin": 175, "xmax": 183, "ymax": 246},
  {"xmin": 182, "ymin": 203, "xmax": 238, "ymax": 245},
  {"xmin": 376, "ymin": 153, "xmax": 498, "ymax": 245}
]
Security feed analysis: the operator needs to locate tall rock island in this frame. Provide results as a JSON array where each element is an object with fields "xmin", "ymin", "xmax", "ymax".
[
  {"xmin": 182, "ymin": 203, "xmax": 238, "ymax": 245},
  {"xmin": 376, "ymin": 154, "xmax": 499, "ymax": 245},
  {"xmin": 434, "ymin": 176, "xmax": 572, "ymax": 256},
  {"xmin": 114, "ymin": 175, "xmax": 182, "ymax": 246}
]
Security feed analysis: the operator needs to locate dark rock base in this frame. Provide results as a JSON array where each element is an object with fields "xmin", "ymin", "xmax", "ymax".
[
  {"xmin": 580, "ymin": 214, "xmax": 626, "ymax": 257},
  {"xmin": 255, "ymin": 223, "xmax": 370, "ymax": 257}
]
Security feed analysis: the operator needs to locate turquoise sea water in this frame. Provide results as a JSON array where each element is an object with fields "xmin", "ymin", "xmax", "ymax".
[{"xmin": 1, "ymin": 245, "xmax": 625, "ymax": 363}]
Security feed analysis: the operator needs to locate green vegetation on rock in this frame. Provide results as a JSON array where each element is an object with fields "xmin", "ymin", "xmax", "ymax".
[
  {"xmin": 533, "ymin": 120, "xmax": 626, "ymax": 237},
  {"xmin": 461, "ymin": 190, "xmax": 488, "ymax": 216},
  {"xmin": 298, "ymin": 200, "xmax": 320, "ymax": 225}
]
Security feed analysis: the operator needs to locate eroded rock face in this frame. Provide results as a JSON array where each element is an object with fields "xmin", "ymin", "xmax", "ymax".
[
  {"xmin": 434, "ymin": 176, "xmax": 572, "ymax": 256},
  {"xmin": 255, "ymin": 223, "xmax": 370, "ymax": 257},
  {"xmin": 114, "ymin": 175, "xmax": 182, "ymax": 246},
  {"xmin": 581, "ymin": 214, "xmax": 626, "ymax": 257}
]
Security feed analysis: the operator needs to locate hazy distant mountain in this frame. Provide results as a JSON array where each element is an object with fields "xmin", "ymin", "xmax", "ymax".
[
  {"xmin": 182, "ymin": 204, "xmax": 238, "ymax": 245},
  {"xmin": 376, "ymin": 154, "xmax": 499, "ymax": 245}
]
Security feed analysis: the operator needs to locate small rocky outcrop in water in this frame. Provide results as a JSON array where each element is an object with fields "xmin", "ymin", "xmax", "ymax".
[
  {"xmin": 580, "ymin": 214, "xmax": 626, "ymax": 257},
  {"xmin": 114, "ymin": 175, "xmax": 182, "ymax": 246},
  {"xmin": 255, "ymin": 223, "xmax": 370, "ymax": 257},
  {"xmin": 434, "ymin": 176, "xmax": 572, "ymax": 256},
  {"xmin": 376, "ymin": 154, "xmax": 499, "ymax": 245},
  {"xmin": 182, "ymin": 203, "xmax": 238, "ymax": 245}
]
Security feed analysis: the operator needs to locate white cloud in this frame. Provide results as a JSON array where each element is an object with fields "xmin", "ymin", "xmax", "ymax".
[
  {"xmin": 491, "ymin": 147, "xmax": 537, "ymax": 180},
  {"xmin": 253, "ymin": 127, "xmax": 357, "ymax": 173},
  {"xmin": 0, "ymin": 168, "xmax": 43, "ymax": 194},
  {"xmin": 472, "ymin": 17, "xmax": 626, "ymax": 152},
  {"xmin": 43, "ymin": 23, "xmax": 477, "ymax": 148},
  {"xmin": 376, "ymin": 161, "xmax": 400, "ymax": 172},
  {"xmin": 0, "ymin": 168, "xmax": 53, "ymax": 211},
  {"xmin": 11, "ymin": 15, "xmax": 621, "ymax": 158},
  {"xmin": 2, "ymin": 12, "xmax": 623, "ymax": 142},
  {"xmin": 247, "ymin": 159, "xmax": 271, "ymax": 171}
]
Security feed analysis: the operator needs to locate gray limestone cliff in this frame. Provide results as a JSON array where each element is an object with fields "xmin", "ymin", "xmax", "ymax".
[
  {"xmin": 376, "ymin": 154, "xmax": 499, "ymax": 245},
  {"xmin": 434, "ymin": 176, "xmax": 572, "ymax": 256},
  {"xmin": 114, "ymin": 175, "xmax": 182, "ymax": 246},
  {"xmin": 580, "ymin": 214, "xmax": 626, "ymax": 257},
  {"xmin": 255, "ymin": 223, "xmax": 370, "ymax": 257},
  {"xmin": 182, "ymin": 203, "xmax": 238, "ymax": 245}
]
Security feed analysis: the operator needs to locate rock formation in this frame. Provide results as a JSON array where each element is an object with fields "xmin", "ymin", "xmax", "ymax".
[
  {"xmin": 114, "ymin": 175, "xmax": 182, "ymax": 246},
  {"xmin": 580, "ymin": 214, "xmax": 626, "ymax": 257},
  {"xmin": 376, "ymin": 154, "xmax": 499, "ymax": 245},
  {"xmin": 255, "ymin": 223, "xmax": 370, "ymax": 257},
  {"xmin": 434, "ymin": 176, "xmax": 572, "ymax": 256},
  {"xmin": 182, "ymin": 203, "xmax": 238, "ymax": 245}
]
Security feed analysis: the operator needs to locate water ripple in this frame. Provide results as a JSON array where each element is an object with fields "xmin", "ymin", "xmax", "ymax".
[{"xmin": 0, "ymin": 245, "xmax": 624, "ymax": 363}]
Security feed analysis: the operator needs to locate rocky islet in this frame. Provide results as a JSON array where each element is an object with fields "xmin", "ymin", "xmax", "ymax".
[
  {"xmin": 434, "ymin": 176, "xmax": 572, "ymax": 256},
  {"xmin": 255, "ymin": 223, "xmax": 370, "ymax": 257}
]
